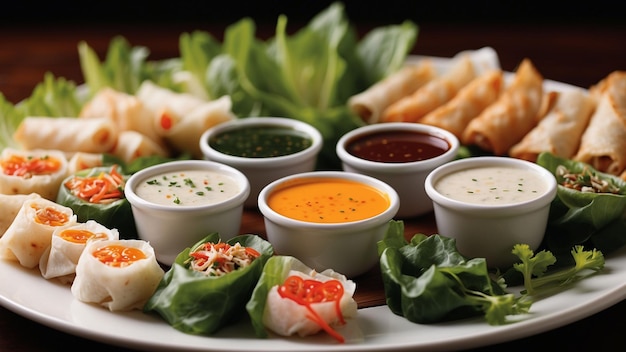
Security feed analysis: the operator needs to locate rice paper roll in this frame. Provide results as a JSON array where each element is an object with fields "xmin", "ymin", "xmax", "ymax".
[
  {"xmin": 381, "ymin": 55, "xmax": 476, "ymax": 122},
  {"xmin": 111, "ymin": 130, "xmax": 169, "ymax": 164},
  {"xmin": 510, "ymin": 89, "xmax": 596, "ymax": 162},
  {"xmin": 573, "ymin": 71, "xmax": 626, "ymax": 176},
  {"xmin": 67, "ymin": 152, "xmax": 105, "ymax": 174},
  {"xmin": 0, "ymin": 197, "xmax": 77, "ymax": 268},
  {"xmin": 136, "ymin": 80, "xmax": 236, "ymax": 157},
  {"xmin": 71, "ymin": 239, "xmax": 163, "ymax": 311},
  {"xmin": 143, "ymin": 233, "xmax": 274, "ymax": 335},
  {"xmin": 39, "ymin": 220, "xmax": 119, "ymax": 283},
  {"xmin": 0, "ymin": 148, "xmax": 69, "ymax": 200},
  {"xmin": 246, "ymin": 256, "xmax": 358, "ymax": 343},
  {"xmin": 13, "ymin": 116, "xmax": 118, "ymax": 153},
  {"xmin": 462, "ymin": 58, "xmax": 544, "ymax": 155},
  {"xmin": 420, "ymin": 69, "xmax": 504, "ymax": 140},
  {"xmin": 79, "ymin": 87, "xmax": 165, "ymax": 148},
  {"xmin": 56, "ymin": 164, "xmax": 137, "ymax": 239},
  {"xmin": 348, "ymin": 60, "xmax": 436, "ymax": 124},
  {"xmin": 0, "ymin": 193, "xmax": 41, "ymax": 237}
]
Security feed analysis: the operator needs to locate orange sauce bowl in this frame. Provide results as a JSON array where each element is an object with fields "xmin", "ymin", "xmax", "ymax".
[{"xmin": 258, "ymin": 171, "xmax": 399, "ymax": 278}]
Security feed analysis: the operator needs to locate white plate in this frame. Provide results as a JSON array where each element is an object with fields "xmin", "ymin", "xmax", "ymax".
[{"xmin": 1, "ymin": 52, "xmax": 619, "ymax": 351}]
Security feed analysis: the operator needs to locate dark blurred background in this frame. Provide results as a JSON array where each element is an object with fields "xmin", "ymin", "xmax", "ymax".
[{"xmin": 2, "ymin": 0, "xmax": 625, "ymax": 27}]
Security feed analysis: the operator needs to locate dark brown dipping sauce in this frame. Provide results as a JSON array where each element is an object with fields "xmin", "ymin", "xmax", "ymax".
[{"xmin": 346, "ymin": 130, "xmax": 450, "ymax": 163}]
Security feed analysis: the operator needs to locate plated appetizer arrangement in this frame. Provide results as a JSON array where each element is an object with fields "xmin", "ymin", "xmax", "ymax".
[{"xmin": 0, "ymin": 1, "xmax": 625, "ymax": 350}]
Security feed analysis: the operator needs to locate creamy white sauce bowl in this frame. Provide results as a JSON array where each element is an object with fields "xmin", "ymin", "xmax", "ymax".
[
  {"xmin": 125, "ymin": 160, "xmax": 250, "ymax": 266},
  {"xmin": 425, "ymin": 156, "xmax": 557, "ymax": 269}
]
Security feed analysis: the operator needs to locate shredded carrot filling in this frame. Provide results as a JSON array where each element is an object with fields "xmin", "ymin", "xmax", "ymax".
[
  {"xmin": 31, "ymin": 204, "xmax": 70, "ymax": 226},
  {"xmin": 1, "ymin": 154, "xmax": 62, "ymax": 177},
  {"xmin": 92, "ymin": 244, "xmax": 146, "ymax": 267},
  {"xmin": 186, "ymin": 241, "xmax": 260, "ymax": 276},
  {"xmin": 160, "ymin": 113, "xmax": 173, "ymax": 130},
  {"xmin": 64, "ymin": 165, "xmax": 125, "ymax": 204},
  {"xmin": 60, "ymin": 229, "xmax": 109, "ymax": 244},
  {"xmin": 278, "ymin": 275, "xmax": 346, "ymax": 343}
]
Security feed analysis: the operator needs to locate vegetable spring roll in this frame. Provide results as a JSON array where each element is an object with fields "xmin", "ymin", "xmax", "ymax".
[
  {"xmin": 13, "ymin": 116, "xmax": 118, "ymax": 153},
  {"xmin": 381, "ymin": 54, "xmax": 476, "ymax": 122},
  {"xmin": 144, "ymin": 233, "xmax": 274, "ymax": 335},
  {"xmin": 71, "ymin": 239, "xmax": 164, "ymax": 311},
  {"xmin": 510, "ymin": 90, "xmax": 596, "ymax": 162},
  {"xmin": 111, "ymin": 130, "xmax": 169, "ymax": 163},
  {"xmin": 56, "ymin": 165, "xmax": 137, "ymax": 239},
  {"xmin": 348, "ymin": 60, "xmax": 436, "ymax": 124},
  {"xmin": 39, "ymin": 220, "xmax": 119, "ymax": 283},
  {"xmin": 420, "ymin": 69, "xmax": 504, "ymax": 140},
  {"xmin": 0, "ymin": 197, "xmax": 76, "ymax": 268},
  {"xmin": 79, "ymin": 87, "xmax": 165, "ymax": 148},
  {"xmin": 0, "ymin": 148, "xmax": 69, "ymax": 200},
  {"xmin": 462, "ymin": 58, "xmax": 544, "ymax": 155},
  {"xmin": 246, "ymin": 256, "xmax": 358, "ymax": 343},
  {"xmin": 573, "ymin": 71, "xmax": 626, "ymax": 176},
  {"xmin": 136, "ymin": 81, "xmax": 236, "ymax": 157},
  {"xmin": 0, "ymin": 193, "xmax": 41, "ymax": 237},
  {"xmin": 67, "ymin": 152, "xmax": 104, "ymax": 174}
]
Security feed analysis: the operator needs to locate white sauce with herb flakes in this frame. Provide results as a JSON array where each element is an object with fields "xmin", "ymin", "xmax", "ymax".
[
  {"xmin": 434, "ymin": 166, "xmax": 548, "ymax": 205},
  {"xmin": 135, "ymin": 170, "xmax": 240, "ymax": 206}
]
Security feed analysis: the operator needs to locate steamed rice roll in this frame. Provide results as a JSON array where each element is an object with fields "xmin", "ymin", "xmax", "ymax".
[
  {"xmin": 246, "ymin": 256, "xmax": 358, "ymax": 343},
  {"xmin": 0, "ymin": 197, "xmax": 77, "ymax": 268},
  {"xmin": 0, "ymin": 148, "xmax": 69, "ymax": 200},
  {"xmin": 39, "ymin": 220, "xmax": 119, "ymax": 283},
  {"xmin": 71, "ymin": 239, "xmax": 164, "ymax": 311}
]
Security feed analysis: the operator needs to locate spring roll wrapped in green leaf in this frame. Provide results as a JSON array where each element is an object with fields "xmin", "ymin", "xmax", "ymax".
[
  {"xmin": 246, "ymin": 256, "xmax": 358, "ymax": 343},
  {"xmin": 56, "ymin": 164, "xmax": 137, "ymax": 239},
  {"xmin": 143, "ymin": 233, "xmax": 274, "ymax": 335},
  {"xmin": 536, "ymin": 152, "xmax": 626, "ymax": 258}
]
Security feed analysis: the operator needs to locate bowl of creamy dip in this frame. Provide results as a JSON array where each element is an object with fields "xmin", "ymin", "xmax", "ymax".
[
  {"xmin": 199, "ymin": 117, "xmax": 323, "ymax": 208},
  {"xmin": 336, "ymin": 122, "xmax": 459, "ymax": 218},
  {"xmin": 125, "ymin": 160, "xmax": 250, "ymax": 266},
  {"xmin": 424, "ymin": 156, "xmax": 557, "ymax": 269},
  {"xmin": 258, "ymin": 171, "xmax": 399, "ymax": 278}
]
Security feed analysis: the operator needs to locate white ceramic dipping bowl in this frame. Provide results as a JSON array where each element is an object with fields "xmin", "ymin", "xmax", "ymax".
[
  {"xmin": 336, "ymin": 122, "xmax": 459, "ymax": 218},
  {"xmin": 258, "ymin": 171, "xmax": 400, "ymax": 278},
  {"xmin": 424, "ymin": 156, "xmax": 557, "ymax": 269},
  {"xmin": 199, "ymin": 117, "xmax": 323, "ymax": 208},
  {"xmin": 125, "ymin": 160, "xmax": 250, "ymax": 266}
]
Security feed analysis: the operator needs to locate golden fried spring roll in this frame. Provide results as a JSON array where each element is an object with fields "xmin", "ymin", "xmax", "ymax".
[
  {"xmin": 0, "ymin": 197, "xmax": 76, "ymax": 268},
  {"xmin": 0, "ymin": 148, "xmax": 69, "ymax": 200},
  {"xmin": 509, "ymin": 89, "xmax": 596, "ymax": 162},
  {"xmin": 381, "ymin": 54, "xmax": 476, "ymax": 122},
  {"xmin": 573, "ymin": 71, "xmax": 626, "ymax": 175},
  {"xmin": 348, "ymin": 60, "xmax": 436, "ymax": 124},
  {"xmin": 461, "ymin": 59, "xmax": 544, "ymax": 155},
  {"xmin": 420, "ymin": 69, "xmax": 504, "ymax": 140},
  {"xmin": 79, "ymin": 87, "xmax": 165, "ymax": 149},
  {"xmin": 13, "ymin": 117, "xmax": 118, "ymax": 153}
]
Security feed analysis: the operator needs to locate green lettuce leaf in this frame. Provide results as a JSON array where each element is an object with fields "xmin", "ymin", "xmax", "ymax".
[{"xmin": 143, "ymin": 233, "xmax": 274, "ymax": 335}]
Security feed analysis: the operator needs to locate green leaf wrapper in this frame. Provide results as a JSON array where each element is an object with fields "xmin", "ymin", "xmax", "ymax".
[
  {"xmin": 56, "ymin": 165, "xmax": 137, "ymax": 239},
  {"xmin": 536, "ymin": 152, "xmax": 626, "ymax": 260},
  {"xmin": 143, "ymin": 233, "xmax": 274, "ymax": 335}
]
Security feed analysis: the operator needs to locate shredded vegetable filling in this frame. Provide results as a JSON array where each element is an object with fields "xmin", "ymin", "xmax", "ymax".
[
  {"xmin": 31, "ymin": 204, "xmax": 70, "ymax": 226},
  {"xmin": 278, "ymin": 275, "xmax": 346, "ymax": 343},
  {"xmin": 556, "ymin": 165, "xmax": 620, "ymax": 194},
  {"xmin": 64, "ymin": 165, "xmax": 125, "ymax": 204},
  {"xmin": 186, "ymin": 242, "xmax": 260, "ymax": 276},
  {"xmin": 92, "ymin": 245, "xmax": 147, "ymax": 268},
  {"xmin": 1, "ymin": 154, "xmax": 62, "ymax": 177}
]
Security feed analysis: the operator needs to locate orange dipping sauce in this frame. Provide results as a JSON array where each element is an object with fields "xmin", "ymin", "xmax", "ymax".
[{"xmin": 267, "ymin": 177, "xmax": 390, "ymax": 223}]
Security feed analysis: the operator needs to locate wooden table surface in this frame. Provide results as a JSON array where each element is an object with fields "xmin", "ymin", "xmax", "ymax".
[{"xmin": 1, "ymin": 8, "xmax": 625, "ymax": 351}]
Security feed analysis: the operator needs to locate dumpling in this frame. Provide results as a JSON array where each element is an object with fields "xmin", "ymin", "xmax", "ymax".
[
  {"xmin": 39, "ymin": 220, "xmax": 119, "ymax": 283},
  {"xmin": 0, "ymin": 148, "xmax": 69, "ymax": 200},
  {"xmin": 0, "ymin": 197, "xmax": 77, "ymax": 268},
  {"xmin": 71, "ymin": 239, "xmax": 164, "ymax": 311},
  {"xmin": 247, "ymin": 256, "xmax": 358, "ymax": 343}
]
